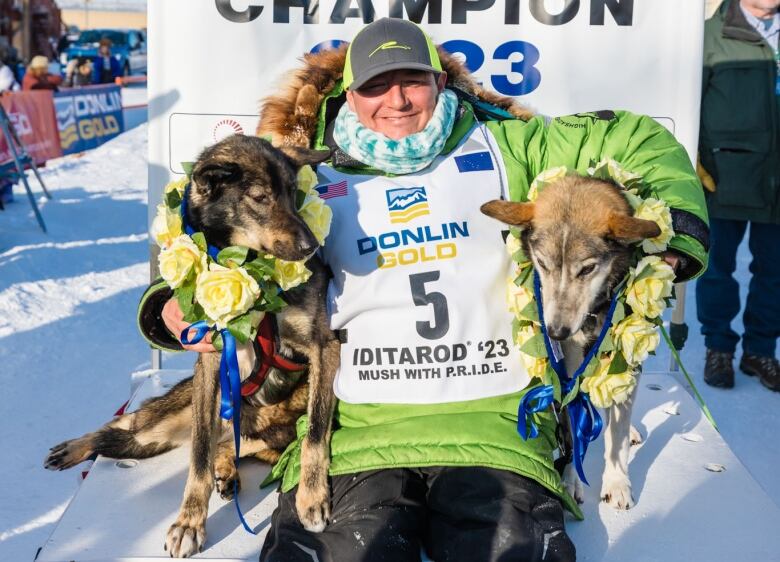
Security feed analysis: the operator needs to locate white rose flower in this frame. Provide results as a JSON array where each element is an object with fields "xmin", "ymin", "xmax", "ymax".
[
  {"xmin": 299, "ymin": 193, "xmax": 332, "ymax": 245},
  {"xmin": 580, "ymin": 355, "xmax": 637, "ymax": 409},
  {"xmin": 613, "ymin": 313, "xmax": 661, "ymax": 366},
  {"xmin": 634, "ymin": 197, "xmax": 674, "ymax": 253},
  {"xmin": 158, "ymin": 235, "xmax": 206, "ymax": 289},
  {"xmin": 625, "ymin": 256, "xmax": 675, "ymax": 319},
  {"xmin": 196, "ymin": 264, "xmax": 261, "ymax": 329},
  {"xmin": 273, "ymin": 259, "xmax": 313, "ymax": 291},
  {"xmin": 150, "ymin": 204, "xmax": 183, "ymax": 248},
  {"xmin": 296, "ymin": 165, "xmax": 318, "ymax": 195},
  {"xmin": 528, "ymin": 166, "xmax": 568, "ymax": 202}
]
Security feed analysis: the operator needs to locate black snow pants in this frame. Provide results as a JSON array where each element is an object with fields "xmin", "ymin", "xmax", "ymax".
[{"xmin": 260, "ymin": 466, "xmax": 576, "ymax": 562}]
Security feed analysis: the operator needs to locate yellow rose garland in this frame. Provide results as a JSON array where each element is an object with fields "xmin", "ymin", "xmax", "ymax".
[
  {"xmin": 509, "ymin": 159, "xmax": 676, "ymax": 408},
  {"xmin": 151, "ymin": 164, "xmax": 331, "ymax": 343}
]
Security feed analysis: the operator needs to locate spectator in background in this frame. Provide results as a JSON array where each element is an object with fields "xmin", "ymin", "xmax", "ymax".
[
  {"xmin": 698, "ymin": 0, "xmax": 780, "ymax": 391},
  {"xmin": 64, "ymin": 57, "xmax": 93, "ymax": 87},
  {"xmin": 22, "ymin": 55, "xmax": 62, "ymax": 91},
  {"xmin": 92, "ymin": 38, "xmax": 121, "ymax": 84},
  {"xmin": 0, "ymin": 59, "xmax": 19, "ymax": 92}
]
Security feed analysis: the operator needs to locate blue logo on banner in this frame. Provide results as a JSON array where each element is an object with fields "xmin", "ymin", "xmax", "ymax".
[
  {"xmin": 454, "ymin": 151, "xmax": 494, "ymax": 173},
  {"xmin": 54, "ymin": 85, "xmax": 125, "ymax": 155}
]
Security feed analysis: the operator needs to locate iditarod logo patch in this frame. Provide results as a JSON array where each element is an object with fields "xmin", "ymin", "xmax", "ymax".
[{"xmin": 386, "ymin": 187, "xmax": 430, "ymax": 224}]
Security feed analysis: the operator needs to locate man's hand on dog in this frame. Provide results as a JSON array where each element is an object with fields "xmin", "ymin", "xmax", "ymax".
[{"xmin": 162, "ymin": 299, "xmax": 217, "ymax": 353}]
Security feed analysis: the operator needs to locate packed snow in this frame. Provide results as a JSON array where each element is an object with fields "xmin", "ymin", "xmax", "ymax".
[{"xmin": 0, "ymin": 117, "xmax": 778, "ymax": 561}]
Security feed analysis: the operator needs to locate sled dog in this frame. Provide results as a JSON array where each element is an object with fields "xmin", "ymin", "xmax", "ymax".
[
  {"xmin": 45, "ymin": 135, "xmax": 340, "ymax": 556},
  {"xmin": 481, "ymin": 175, "xmax": 662, "ymax": 509}
]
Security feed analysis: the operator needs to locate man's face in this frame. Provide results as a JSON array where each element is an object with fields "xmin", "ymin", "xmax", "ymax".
[
  {"xmin": 345, "ymin": 69, "xmax": 448, "ymax": 140},
  {"xmin": 740, "ymin": 0, "xmax": 780, "ymax": 16},
  {"xmin": 99, "ymin": 45, "xmax": 111, "ymax": 56}
]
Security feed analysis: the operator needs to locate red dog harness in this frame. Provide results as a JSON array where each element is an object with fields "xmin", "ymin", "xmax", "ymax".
[{"xmin": 240, "ymin": 314, "xmax": 306, "ymax": 397}]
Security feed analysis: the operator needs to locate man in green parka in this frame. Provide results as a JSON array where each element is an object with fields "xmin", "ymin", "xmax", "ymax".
[
  {"xmin": 139, "ymin": 19, "xmax": 709, "ymax": 562},
  {"xmin": 697, "ymin": 0, "xmax": 780, "ymax": 391}
]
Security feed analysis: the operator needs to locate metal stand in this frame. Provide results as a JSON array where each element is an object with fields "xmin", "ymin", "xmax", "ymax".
[
  {"xmin": 669, "ymin": 282, "xmax": 688, "ymax": 372},
  {"xmin": 0, "ymin": 104, "xmax": 53, "ymax": 232}
]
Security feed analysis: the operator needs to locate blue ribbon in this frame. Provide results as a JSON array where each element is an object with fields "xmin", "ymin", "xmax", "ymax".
[
  {"xmin": 517, "ymin": 385, "xmax": 555, "ymax": 440},
  {"xmin": 180, "ymin": 183, "xmax": 221, "ymax": 261},
  {"xmin": 515, "ymin": 272, "xmax": 623, "ymax": 485},
  {"xmin": 180, "ymin": 322, "xmax": 257, "ymax": 534}
]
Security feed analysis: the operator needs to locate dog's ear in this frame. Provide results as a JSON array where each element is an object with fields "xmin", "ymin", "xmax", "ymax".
[
  {"xmin": 607, "ymin": 212, "xmax": 662, "ymax": 241},
  {"xmin": 193, "ymin": 162, "xmax": 242, "ymax": 195},
  {"xmin": 278, "ymin": 146, "xmax": 332, "ymax": 168},
  {"xmin": 480, "ymin": 200, "xmax": 535, "ymax": 227}
]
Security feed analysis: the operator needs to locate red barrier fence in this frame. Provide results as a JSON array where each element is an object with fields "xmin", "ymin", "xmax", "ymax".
[{"xmin": 0, "ymin": 91, "xmax": 62, "ymax": 166}]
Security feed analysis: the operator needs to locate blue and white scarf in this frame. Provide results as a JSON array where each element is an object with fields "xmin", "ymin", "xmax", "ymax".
[{"xmin": 333, "ymin": 89, "xmax": 459, "ymax": 175}]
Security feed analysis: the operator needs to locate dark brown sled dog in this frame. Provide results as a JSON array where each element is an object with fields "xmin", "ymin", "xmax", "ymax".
[{"xmin": 44, "ymin": 134, "xmax": 340, "ymax": 557}]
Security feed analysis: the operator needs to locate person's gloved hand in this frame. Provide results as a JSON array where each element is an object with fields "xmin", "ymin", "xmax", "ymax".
[
  {"xmin": 162, "ymin": 298, "xmax": 217, "ymax": 353},
  {"xmin": 696, "ymin": 153, "xmax": 716, "ymax": 193}
]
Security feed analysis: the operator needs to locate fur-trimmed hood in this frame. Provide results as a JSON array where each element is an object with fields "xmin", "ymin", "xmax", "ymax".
[{"xmin": 257, "ymin": 45, "xmax": 533, "ymax": 148}]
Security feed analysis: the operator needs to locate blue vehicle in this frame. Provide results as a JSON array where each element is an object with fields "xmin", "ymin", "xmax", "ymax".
[{"xmin": 63, "ymin": 28, "xmax": 147, "ymax": 78}]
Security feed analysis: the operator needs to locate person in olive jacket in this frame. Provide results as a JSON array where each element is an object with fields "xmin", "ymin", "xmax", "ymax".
[{"xmin": 697, "ymin": 0, "xmax": 780, "ymax": 391}]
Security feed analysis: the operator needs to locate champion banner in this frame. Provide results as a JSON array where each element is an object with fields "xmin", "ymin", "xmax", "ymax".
[
  {"xmin": 55, "ymin": 84, "xmax": 125, "ymax": 155},
  {"xmin": 0, "ymin": 91, "xmax": 62, "ymax": 165},
  {"xmin": 148, "ymin": 0, "xmax": 704, "ymax": 229}
]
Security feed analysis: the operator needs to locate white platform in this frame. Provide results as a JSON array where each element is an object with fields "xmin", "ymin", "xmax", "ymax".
[{"xmin": 37, "ymin": 370, "xmax": 780, "ymax": 561}]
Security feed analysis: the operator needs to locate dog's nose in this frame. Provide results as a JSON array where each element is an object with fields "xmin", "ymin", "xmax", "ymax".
[
  {"xmin": 547, "ymin": 326, "xmax": 571, "ymax": 341},
  {"xmin": 297, "ymin": 239, "xmax": 318, "ymax": 256}
]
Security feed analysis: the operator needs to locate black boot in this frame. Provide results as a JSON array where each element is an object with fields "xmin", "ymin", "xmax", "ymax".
[
  {"xmin": 740, "ymin": 354, "xmax": 780, "ymax": 392},
  {"xmin": 704, "ymin": 349, "xmax": 734, "ymax": 388}
]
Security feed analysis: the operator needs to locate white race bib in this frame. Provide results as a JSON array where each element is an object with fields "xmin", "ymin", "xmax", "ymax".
[{"xmin": 319, "ymin": 125, "xmax": 531, "ymax": 404}]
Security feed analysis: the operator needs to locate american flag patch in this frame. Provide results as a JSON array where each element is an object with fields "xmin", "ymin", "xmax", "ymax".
[{"xmin": 315, "ymin": 180, "xmax": 348, "ymax": 199}]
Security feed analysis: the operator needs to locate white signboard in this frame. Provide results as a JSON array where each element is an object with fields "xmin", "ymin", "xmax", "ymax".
[{"xmin": 148, "ymin": 0, "xmax": 704, "ymax": 228}]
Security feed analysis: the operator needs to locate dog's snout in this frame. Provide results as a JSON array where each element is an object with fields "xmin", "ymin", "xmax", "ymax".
[
  {"xmin": 547, "ymin": 325, "xmax": 571, "ymax": 341},
  {"xmin": 297, "ymin": 239, "xmax": 318, "ymax": 257}
]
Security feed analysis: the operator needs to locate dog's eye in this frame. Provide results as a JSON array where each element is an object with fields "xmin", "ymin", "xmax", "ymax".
[
  {"xmin": 578, "ymin": 263, "xmax": 597, "ymax": 277},
  {"xmin": 536, "ymin": 258, "xmax": 548, "ymax": 272}
]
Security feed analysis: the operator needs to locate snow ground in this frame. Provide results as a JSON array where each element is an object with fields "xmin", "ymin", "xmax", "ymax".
[{"xmin": 0, "ymin": 119, "xmax": 778, "ymax": 561}]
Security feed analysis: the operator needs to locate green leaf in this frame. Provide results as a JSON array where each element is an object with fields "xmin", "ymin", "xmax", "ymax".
[
  {"xmin": 599, "ymin": 332, "xmax": 615, "ymax": 354},
  {"xmin": 582, "ymin": 355, "xmax": 599, "ymax": 378},
  {"xmin": 227, "ymin": 313, "xmax": 254, "ymax": 344},
  {"xmin": 608, "ymin": 351, "xmax": 629, "ymax": 375},
  {"xmin": 181, "ymin": 162, "xmax": 194, "ymax": 177},
  {"xmin": 515, "ymin": 265, "xmax": 532, "ymax": 287},
  {"xmin": 611, "ymin": 301, "xmax": 626, "ymax": 325},
  {"xmin": 519, "ymin": 333, "xmax": 547, "ymax": 358},
  {"xmin": 217, "ymin": 246, "xmax": 249, "ymax": 268},
  {"xmin": 520, "ymin": 267, "xmax": 535, "ymax": 291},
  {"xmin": 511, "ymin": 249, "xmax": 528, "ymax": 263},
  {"xmin": 561, "ymin": 377, "xmax": 580, "ymax": 407},
  {"xmin": 175, "ymin": 283, "xmax": 195, "ymax": 319},
  {"xmin": 191, "ymin": 232, "xmax": 207, "ymax": 253},
  {"xmin": 296, "ymin": 189, "xmax": 307, "ymax": 209},
  {"xmin": 551, "ymin": 367, "xmax": 562, "ymax": 402},
  {"xmin": 245, "ymin": 256, "xmax": 277, "ymax": 281},
  {"xmin": 260, "ymin": 285, "xmax": 288, "ymax": 313},
  {"xmin": 165, "ymin": 188, "xmax": 182, "ymax": 210},
  {"xmin": 518, "ymin": 300, "xmax": 539, "ymax": 323},
  {"xmin": 212, "ymin": 331, "xmax": 224, "ymax": 352}
]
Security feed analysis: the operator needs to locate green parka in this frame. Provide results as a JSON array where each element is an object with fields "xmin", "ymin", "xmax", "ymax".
[
  {"xmin": 699, "ymin": 0, "xmax": 780, "ymax": 223},
  {"xmin": 138, "ymin": 48, "xmax": 709, "ymax": 519}
]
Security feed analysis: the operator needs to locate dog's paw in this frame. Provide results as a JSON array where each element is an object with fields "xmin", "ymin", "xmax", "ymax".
[
  {"xmin": 601, "ymin": 473, "xmax": 634, "ymax": 510},
  {"xmin": 629, "ymin": 425, "xmax": 643, "ymax": 446},
  {"xmin": 295, "ymin": 484, "xmax": 330, "ymax": 533},
  {"xmin": 214, "ymin": 465, "xmax": 240, "ymax": 501},
  {"xmin": 44, "ymin": 438, "xmax": 93, "ymax": 470},
  {"xmin": 165, "ymin": 517, "xmax": 206, "ymax": 558},
  {"xmin": 562, "ymin": 464, "xmax": 585, "ymax": 504}
]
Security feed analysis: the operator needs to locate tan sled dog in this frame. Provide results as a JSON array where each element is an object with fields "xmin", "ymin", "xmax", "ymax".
[
  {"xmin": 45, "ymin": 135, "xmax": 340, "ymax": 557},
  {"xmin": 481, "ymin": 175, "xmax": 661, "ymax": 509}
]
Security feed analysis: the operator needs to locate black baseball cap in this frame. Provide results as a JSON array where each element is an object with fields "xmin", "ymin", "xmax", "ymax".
[{"xmin": 343, "ymin": 18, "xmax": 442, "ymax": 91}]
